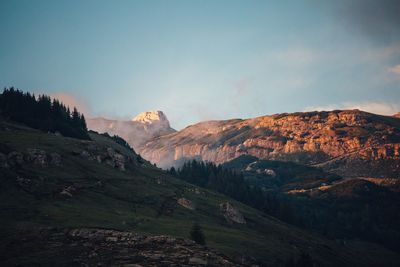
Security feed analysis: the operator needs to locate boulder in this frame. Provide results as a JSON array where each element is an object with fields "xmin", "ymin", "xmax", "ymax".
[
  {"xmin": 26, "ymin": 149, "xmax": 47, "ymax": 165},
  {"xmin": 219, "ymin": 202, "xmax": 246, "ymax": 224},
  {"xmin": 106, "ymin": 148, "xmax": 126, "ymax": 170},
  {"xmin": 80, "ymin": 147, "xmax": 126, "ymax": 171},
  {"xmin": 80, "ymin": 150, "xmax": 91, "ymax": 158},
  {"xmin": 177, "ymin": 198, "xmax": 195, "ymax": 210},
  {"xmin": 59, "ymin": 185, "xmax": 77, "ymax": 198},
  {"xmin": 113, "ymin": 153, "xmax": 126, "ymax": 171}
]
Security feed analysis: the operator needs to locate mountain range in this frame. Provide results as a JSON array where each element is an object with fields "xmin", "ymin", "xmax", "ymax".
[{"xmin": 89, "ymin": 109, "xmax": 400, "ymax": 179}]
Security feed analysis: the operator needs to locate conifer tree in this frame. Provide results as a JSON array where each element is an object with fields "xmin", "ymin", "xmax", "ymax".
[
  {"xmin": 0, "ymin": 87, "xmax": 89, "ymax": 140},
  {"xmin": 190, "ymin": 222, "xmax": 205, "ymax": 245}
]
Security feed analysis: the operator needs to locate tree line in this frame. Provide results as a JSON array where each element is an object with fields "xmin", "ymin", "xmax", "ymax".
[
  {"xmin": 169, "ymin": 160, "xmax": 297, "ymax": 224},
  {"xmin": 0, "ymin": 87, "xmax": 89, "ymax": 139},
  {"xmin": 170, "ymin": 159, "xmax": 400, "ymax": 252}
]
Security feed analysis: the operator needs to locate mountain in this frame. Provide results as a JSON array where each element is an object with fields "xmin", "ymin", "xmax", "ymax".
[
  {"xmin": 394, "ymin": 112, "xmax": 400, "ymax": 118},
  {"xmin": 87, "ymin": 110, "xmax": 176, "ymax": 150},
  {"xmin": 140, "ymin": 110, "xmax": 400, "ymax": 178},
  {"xmin": 1, "ymin": 117, "xmax": 400, "ymax": 266}
]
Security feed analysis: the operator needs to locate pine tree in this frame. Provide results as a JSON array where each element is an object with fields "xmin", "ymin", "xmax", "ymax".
[
  {"xmin": 0, "ymin": 88, "xmax": 89, "ymax": 140},
  {"xmin": 80, "ymin": 114, "xmax": 87, "ymax": 131},
  {"xmin": 72, "ymin": 107, "xmax": 80, "ymax": 126},
  {"xmin": 190, "ymin": 222, "xmax": 205, "ymax": 245},
  {"xmin": 169, "ymin": 167, "xmax": 176, "ymax": 175}
]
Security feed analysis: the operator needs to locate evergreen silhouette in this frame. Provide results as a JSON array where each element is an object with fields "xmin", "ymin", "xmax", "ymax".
[
  {"xmin": 0, "ymin": 87, "xmax": 89, "ymax": 139},
  {"xmin": 190, "ymin": 222, "xmax": 206, "ymax": 245},
  {"xmin": 171, "ymin": 159, "xmax": 287, "ymax": 221}
]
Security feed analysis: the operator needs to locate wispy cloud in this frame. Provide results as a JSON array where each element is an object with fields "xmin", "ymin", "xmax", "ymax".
[
  {"xmin": 49, "ymin": 92, "xmax": 91, "ymax": 116},
  {"xmin": 387, "ymin": 64, "xmax": 400, "ymax": 75},
  {"xmin": 304, "ymin": 101, "xmax": 400, "ymax": 116}
]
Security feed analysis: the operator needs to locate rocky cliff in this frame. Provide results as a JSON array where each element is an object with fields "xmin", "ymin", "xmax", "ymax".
[
  {"xmin": 87, "ymin": 111, "xmax": 176, "ymax": 150},
  {"xmin": 139, "ymin": 110, "xmax": 400, "ymax": 177}
]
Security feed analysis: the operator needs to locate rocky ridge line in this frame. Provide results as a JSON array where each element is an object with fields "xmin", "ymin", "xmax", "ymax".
[{"xmin": 139, "ymin": 110, "xmax": 400, "ymax": 177}]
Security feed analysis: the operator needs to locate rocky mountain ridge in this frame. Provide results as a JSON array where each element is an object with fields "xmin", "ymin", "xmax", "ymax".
[
  {"xmin": 87, "ymin": 110, "xmax": 176, "ymax": 150},
  {"xmin": 132, "ymin": 110, "xmax": 170, "ymax": 125},
  {"xmin": 139, "ymin": 110, "xmax": 400, "ymax": 177}
]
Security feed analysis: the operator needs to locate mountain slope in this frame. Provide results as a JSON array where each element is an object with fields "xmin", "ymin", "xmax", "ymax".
[
  {"xmin": 140, "ymin": 110, "xmax": 400, "ymax": 178},
  {"xmin": 87, "ymin": 110, "xmax": 176, "ymax": 150},
  {"xmin": 1, "ymin": 118, "xmax": 399, "ymax": 266}
]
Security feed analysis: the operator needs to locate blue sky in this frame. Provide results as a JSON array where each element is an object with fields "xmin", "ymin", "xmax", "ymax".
[{"xmin": 1, "ymin": 0, "xmax": 400, "ymax": 129}]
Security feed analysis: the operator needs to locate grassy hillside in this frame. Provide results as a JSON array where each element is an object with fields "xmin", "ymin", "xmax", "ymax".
[{"xmin": 1, "ymin": 119, "xmax": 399, "ymax": 266}]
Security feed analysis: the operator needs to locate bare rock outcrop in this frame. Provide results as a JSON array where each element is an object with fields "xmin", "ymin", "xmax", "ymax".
[
  {"xmin": 220, "ymin": 202, "xmax": 246, "ymax": 224},
  {"xmin": 79, "ymin": 145, "xmax": 129, "ymax": 171},
  {"xmin": 26, "ymin": 149, "xmax": 47, "ymax": 165},
  {"xmin": 4, "ymin": 228, "xmax": 245, "ymax": 266},
  {"xmin": 177, "ymin": 197, "xmax": 195, "ymax": 210},
  {"xmin": 0, "ymin": 149, "xmax": 62, "ymax": 168},
  {"xmin": 59, "ymin": 185, "xmax": 77, "ymax": 198}
]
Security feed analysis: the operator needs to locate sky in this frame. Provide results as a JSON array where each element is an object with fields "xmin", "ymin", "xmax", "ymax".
[{"xmin": 1, "ymin": 0, "xmax": 400, "ymax": 129}]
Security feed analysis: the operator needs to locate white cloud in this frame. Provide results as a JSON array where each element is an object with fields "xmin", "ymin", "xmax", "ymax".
[
  {"xmin": 362, "ymin": 44, "xmax": 400, "ymax": 62},
  {"xmin": 387, "ymin": 64, "xmax": 400, "ymax": 75},
  {"xmin": 49, "ymin": 92, "xmax": 91, "ymax": 116},
  {"xmin": 304, "ymin": 101, "xmax": 400, "ymax": 116}
]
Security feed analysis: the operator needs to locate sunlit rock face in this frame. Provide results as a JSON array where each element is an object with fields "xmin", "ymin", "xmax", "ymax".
[
  {"xmin": 87, "ymin": 111, "xmax": 176, "ymax": 151},
  {"xmin": 394, "ymin": 112, "xmax": 400, "ymax": 118},
  {"xmin": 132, "ymin": 110, "xmax": 171, "ymax": 126},
  {"xmin": 139, "ymin": 110, "xmax": 400, "ymax": 178}
]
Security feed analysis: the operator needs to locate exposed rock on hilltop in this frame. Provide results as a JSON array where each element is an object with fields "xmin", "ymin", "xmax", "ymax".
[
  {"xmin": 132, "ymin": 110, "xmax": 171, "ymax": 126},
  {"xmin": 177, "ymin": 197, "xmax": 195, "ymax": 210},
  {"xmin": 87, "ymin": 110, "xmax": 176, "ymax": 150},
  {"xmin": 2, "ymin": 228, "xmax": 244, "ymax": 267},
  {"xmin": 0, "ymin": 149, "xmax": 61, "ymax": 168},
  {"xmin": 140, "ymin": 110, "xmax": 400, "ymax": 177},
  {"xmin": 220, "ymin": 202, "xmax": 246, "ymax": 224}
]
